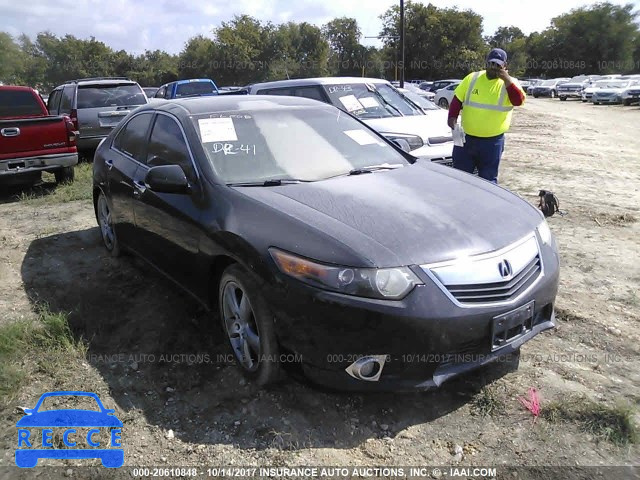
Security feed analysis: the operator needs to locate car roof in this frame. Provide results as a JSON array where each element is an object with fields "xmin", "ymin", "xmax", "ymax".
[
  {"xmin": 250, "ymin": 77, "xmax": 391, "ymax": 90},
  {"xmin": 144, "ymin": 95, "xmax": 333, "ymax": 115},
  {"xmin": 0, "ymin": 85, "xmax": 37, "ymax": 92},
  {"xmin": 175, "ymin": 78, "xmax": 216, "ymax": 85},
  {"xmin": 62, "ymin": 77, "xmax": 137, "ymax": 86}
]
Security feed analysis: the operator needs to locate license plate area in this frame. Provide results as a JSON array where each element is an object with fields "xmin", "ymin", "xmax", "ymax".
[{"xmin": 491, "ymin": 301, "xmax": 534, "ymax": 351}]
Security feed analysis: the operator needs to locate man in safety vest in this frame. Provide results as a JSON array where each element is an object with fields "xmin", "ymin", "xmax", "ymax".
[{"xmin": 447, "ymin": 48, "xmax": 525, "ymax": 183}]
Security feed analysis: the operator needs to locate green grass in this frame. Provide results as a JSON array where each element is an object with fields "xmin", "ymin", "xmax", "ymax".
[
  {"xmin": 18, "ymin": 163, "xmax": 93, "ymax": 205},
  {"xmin": 542, "ymin": 396, "xmax": 639, "ymax": 445},
  {"xmin": 0, "ymin": 305, "xmax": 86, "ymax": 406}
]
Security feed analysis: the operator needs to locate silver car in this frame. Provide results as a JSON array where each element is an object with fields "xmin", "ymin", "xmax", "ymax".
[{"xmin": 48, "ymin": 77, "xmax": 147, "ymax": 154}]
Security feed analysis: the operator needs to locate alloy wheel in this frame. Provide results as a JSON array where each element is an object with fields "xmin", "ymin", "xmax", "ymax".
[{"xmin": 222, "ymin": 281, "xmax": 261, "ymax": 371}]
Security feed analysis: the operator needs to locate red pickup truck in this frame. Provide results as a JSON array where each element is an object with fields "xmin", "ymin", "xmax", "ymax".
[{"xmin": 0, "ymin": 86, "xmax": 78, "ymax": 185}]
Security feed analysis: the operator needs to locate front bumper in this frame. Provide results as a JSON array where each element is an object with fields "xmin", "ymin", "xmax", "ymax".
[
  {"xmin": 593, "ymin": 96, "xmax": 620, "ymax": 104},
  {"xmin": 558, "ymin": 90, "xmax": 582, "ymax": 98},
  {"xmin": 0, "ymin": 153, "xmax": 78, "ymax": 177},
  {"xmin": 532, "ymin": 89, "xmax": 553, "ymax": 96},
  {"xmin": 412, "ymin": 142, "xmax": 454, "ymax": 166},
  {"xmin": 267, "ymin": 242, "xmax": 560, "ymax": 391}
]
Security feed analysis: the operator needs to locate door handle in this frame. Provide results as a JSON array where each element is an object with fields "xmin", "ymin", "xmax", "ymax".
[
  {"xmin": 133, "ymin": 180, "xmax": 146, "ymax": 196},
  {"xmin": 105, "ymin": 159, "xmax": 114, "ymax": 170},
  {"xmin": 1, "ymin": 127, "xmax": 20, "ymax": 137}
]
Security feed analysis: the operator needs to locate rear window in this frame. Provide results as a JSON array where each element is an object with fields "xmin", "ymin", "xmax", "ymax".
[
  {"xmin": 77, "ymin": 84, "xmax": 146, "ymax": 108},
  {"xmin": 0, "ymin": 90, "xmax": 43, "ymax": 117},
  {"xmin": 175, "ymin": 81, "xmax": 218, "ymax": 98}
]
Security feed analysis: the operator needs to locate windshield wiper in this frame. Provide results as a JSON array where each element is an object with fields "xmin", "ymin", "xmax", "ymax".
[
  {"xmin": 348, "ymin": 163, "xmax": 404, "ymax": 175},
  {"xmin": 227, "ymin": 179, "xmax": 309, "ymax": 187}
]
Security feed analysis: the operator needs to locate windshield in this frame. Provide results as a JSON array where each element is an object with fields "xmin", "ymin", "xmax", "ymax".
[
  {"xmin": 568, "ymin": 76, "xmax": 587, "ymax": 83},
  {"xmin": 400, "ymin": 90, "xmax": 440, "ymax": 110},
  {"xmin": 77, "ymin": 84, "xmax": 146, "ymax": 108},
  {"xmin": 323, "ymin": 83, "xmax": 423, "ymax": 118},
  {"xmin": 175, "ymin": 81, "xmax": 218, "ymax": 97},
  {"xmin": 540, "ymin": 80, "xmax": 557, "ymax": 86},
  {"xmin": 597, "ymin": 81, "xmax": 628, "ymax": 89},
  {"xmin": 193, "ymin": 107, "xmax": 409, "ymax": 184}
]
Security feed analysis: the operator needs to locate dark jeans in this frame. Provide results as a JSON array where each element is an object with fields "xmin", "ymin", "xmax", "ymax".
[{"xmin": 452, "ymin": 133, "xmax": 505, "ymax": 183}]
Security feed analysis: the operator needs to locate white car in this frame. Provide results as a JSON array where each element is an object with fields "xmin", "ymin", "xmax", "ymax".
[
  {"xmin": 249, "ymin": 77, "xmax": 455, "ymax": 165},
  {"xmin": 620, "ymin": 80, "xmax": 640, "ymax": 106},
  {"xmin": 433, "ymin": 82, "xmax": 461, "ymax": 109},
  {"xmin": 401, "ymin": 83, "xmax": 436, "ymax": 101},
  {"xmin": 592, "ymin": 80, "xmax": 637, "ymax": 105}
]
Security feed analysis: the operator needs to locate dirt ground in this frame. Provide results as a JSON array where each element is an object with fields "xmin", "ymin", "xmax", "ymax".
[{"xmin": 0, "ymin": 98, "xmax": 639, "ymax": 479}]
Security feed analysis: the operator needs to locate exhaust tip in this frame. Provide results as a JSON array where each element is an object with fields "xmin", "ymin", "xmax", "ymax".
[{"xmin": 345, "ymin": 355, "xmax": 387, "ymax": 382}]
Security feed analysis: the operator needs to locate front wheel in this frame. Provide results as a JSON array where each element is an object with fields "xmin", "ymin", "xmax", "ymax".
[
  {"xmin": 54, "ymin": 166, "xmax": 74, "ymax": 184},
  {"xmin": 218, "ymin": 264, "xmax": 282, "ymax": 386},
  {"xmin": 96, "ymin": 192, "xmax": 121, "ymax": 257},
  {"xmin": 438, "ymin": 98, "xmax": 449, "ymax": 109},
  {"xmin": 559, "ymin": 96, "xmax": 567, "ymax": 101},
  {"xmin": 623, "ymin": 99, "xmax": 631, "ymax": 106}
]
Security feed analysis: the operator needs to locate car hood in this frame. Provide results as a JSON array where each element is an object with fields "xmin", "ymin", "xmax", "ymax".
[
  {"xmin": 233, "ymin": 163, "xmax": 542, "ymax": 267},
  {"xmin": 595, "ymin": 88, "xmax": 624, "ymax": 94},
  {"xmin": 16, "ymin": 410, "xmax": 123, "ymax": 427},
  {"xmin": 558, "ymin": 83, "xmax": 585, "ymax": 89},
  {"xmin": 364, "ymin": 114, "xmax": 452, "ymax": 142}
]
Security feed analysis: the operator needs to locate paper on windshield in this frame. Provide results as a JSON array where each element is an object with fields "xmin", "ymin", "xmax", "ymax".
[
  {"xmin": 359, "ymin": 96, "xmax": 380, "ymax": 108},
  {"xmin": 344, "ymin": 129, "xmax": 384, "ymax": 146},
  {"xmin": 198, "ymin": 118, "xmax": 238, "ymax": 143},
  {"xmin": 338, "ymin": 95, "xmax": 365, "ymax": 112}
]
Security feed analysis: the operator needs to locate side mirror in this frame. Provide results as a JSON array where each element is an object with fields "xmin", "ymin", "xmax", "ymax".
[
  {"xmin": 390, "ymin": 138, "xmax": 411, "ymax": 153},
  {"xmin": 145, "ymin": 164, "xmax": 190, "ymax": 194}
]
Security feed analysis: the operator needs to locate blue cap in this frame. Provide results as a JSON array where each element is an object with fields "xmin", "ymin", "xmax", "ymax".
[{"xmin": 487, "ymin": 48, "xmax": 507, "ymax": 66}]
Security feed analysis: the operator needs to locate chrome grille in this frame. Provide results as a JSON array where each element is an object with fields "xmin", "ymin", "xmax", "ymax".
[{"xmin": 444, "ymin": 256, "xmax": 541, "ymax": 304}]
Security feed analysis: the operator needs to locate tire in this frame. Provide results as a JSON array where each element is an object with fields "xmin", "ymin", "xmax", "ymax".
[
  {"xmin": 438, "ymin": 98, "xmax": 449, "ymax": 109},
  {"xmin": 96, "ymin": 191, "xmax": 121, "ymax": 257},
  {"xmin": 593, "ymin": 101, "xmax": 599, "ymax": 105},
  {"xmin": 533, "ymin": 94, "xmax": 539, "ymax": 98},
  {"xmin": 623, "ymin": 99, "xmax": 631, "ymax": 106},
  {"xmin": 218, "ymin": 264, "xmax": 282, "ymax": 386},
  {"xmin": 550, "ymin": 90, "xmax": 556, "ymax": 98},
  {"xmin": 582, "ymin": 99, "xmax": 587, "ymax": 102},
  {"xmin": 54, "ymin": 166, "xmax": 75, "ymax": 184},
  {"xmin": 559, "ymin": 96, "xmax": 566, "ymax": 101}
]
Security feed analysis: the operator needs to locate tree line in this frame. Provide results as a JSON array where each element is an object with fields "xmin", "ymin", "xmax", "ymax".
[{"xmin": 1, "ymin": 1, "xmax": 638, "ymax": 90}]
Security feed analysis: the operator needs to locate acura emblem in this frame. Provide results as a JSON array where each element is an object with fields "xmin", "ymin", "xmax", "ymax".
[{"xmin": 498, "ymin": 259, "xmax": 513, "ymax": 279}]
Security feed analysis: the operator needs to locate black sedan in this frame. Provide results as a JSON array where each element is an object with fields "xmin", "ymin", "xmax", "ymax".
[{"xmin": 92, "ymin": 96, "xmax": 559, "ymax": 391}]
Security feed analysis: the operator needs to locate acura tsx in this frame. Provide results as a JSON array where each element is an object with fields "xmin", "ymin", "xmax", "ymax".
[{"xmin": 92, "ymin": 95, "xmax": 559, "ymax": 391}]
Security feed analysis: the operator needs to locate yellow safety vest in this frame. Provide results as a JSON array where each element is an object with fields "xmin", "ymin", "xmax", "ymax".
[{"xmin": 454, "ymin": 71, "xmax": 522, "ymax": 137}]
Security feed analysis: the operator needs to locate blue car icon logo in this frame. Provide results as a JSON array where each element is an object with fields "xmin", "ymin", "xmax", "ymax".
[{"xmin": 16, "ymin": 391, "xmax": 123, "ymax": 468}]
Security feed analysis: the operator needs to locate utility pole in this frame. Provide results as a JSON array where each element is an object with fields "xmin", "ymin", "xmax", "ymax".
[{"xmin": 400, "ymin": 0, "xmax": 405, "ymax": 88}]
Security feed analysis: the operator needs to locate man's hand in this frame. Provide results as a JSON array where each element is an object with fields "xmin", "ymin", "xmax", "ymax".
[
  {"xmin": 498, "ymin": 66, "xmax": 512, "ymax": 85},
  {"xmin": 447, "ymin": 117, "xmax": 456, "ymax": 130}
]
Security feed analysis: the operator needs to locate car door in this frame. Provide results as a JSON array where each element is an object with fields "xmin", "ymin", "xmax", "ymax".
[
  {"xmin": 130, "ymin": 112, "xmax": 204, "ymax": 294},
  {"xmin": 108, "ymin": 112, "xmax": 154, "ymax": 245}
]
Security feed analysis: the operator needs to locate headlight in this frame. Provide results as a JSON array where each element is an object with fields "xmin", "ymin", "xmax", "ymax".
[
  {"xmin": 382, "ymin": 133, "xmax": 424, "ymax": 151},
  {"xmin": 269, "ymin": 248, "xmax": 422, "ymax": 300},
  {"xmin": 537, "ymin": 220, "xmax": 552, "ymax": 245}
]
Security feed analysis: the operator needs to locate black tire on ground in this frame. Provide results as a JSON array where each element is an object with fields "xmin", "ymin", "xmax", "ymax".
[
  {"xmin": 54, "ymin": 166, "xmax": 74, "ymax": 184},
  {"xmin": 559, "ymin": 96, "xmax": 567, "ymax": 101},
  {"xmin": 623, "ymin": 99, "xmax": 631, "ymax": 106},
  {"xmin": 96, "ymin": 191, "xmax": 121, "ymax": 257},
  {"xmin": 533, "ymin": 94, "xmax": 539, "ymax": 98},
  {"xmin": 593, "ymin": 101, "xmax": 599, "ymax": 105},
  {"xmin": 438, "ymin": 98, "xmax": 449, "ymax": 109},
  {"xmin": 218, "ymin": 264, "xmax": 282, "ymax": 386}
]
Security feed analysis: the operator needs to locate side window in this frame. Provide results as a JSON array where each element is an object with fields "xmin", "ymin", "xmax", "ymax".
[
  {"xmin": 164, "ymin": 85, "xmax": 173, "ymax": 99},
  {"xmin": 113, "ymin": 113, "xmax": 153, "ymax": 163},
  {"xmin": 146, "ymin": 115, "xmax": 195, "ymax": 179},
  {"xmin": 59, "ymin": 85, "xmax": 74, "ymax": 114},
  {"xmin": 293, "ymin": 86, "xmax": 326, "ymax": 102},
  {"xmin": 47, "ymin": 90, "xmax": 61, "ymax": 113},
  {"xmin": 154, "ymin": 86, "xmax": 165, "ymax": 98}
]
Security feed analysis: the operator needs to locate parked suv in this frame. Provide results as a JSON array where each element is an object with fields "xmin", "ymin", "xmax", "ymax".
[
  {"xmin": 48, "ymin": 77, "xmax": 147, "ymax": 155},
  {"xmin": 531, "ymin": 78, "xmax": 570, "ymax": 98},
  {"xmin": 556, "ymin": 75, "xmax": 601, "ymax": 101}
]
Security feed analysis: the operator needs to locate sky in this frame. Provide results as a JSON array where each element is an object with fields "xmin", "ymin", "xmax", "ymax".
[{"xmin": 1, "ymin": 0, "xmax": 638, "ymax": 55}]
